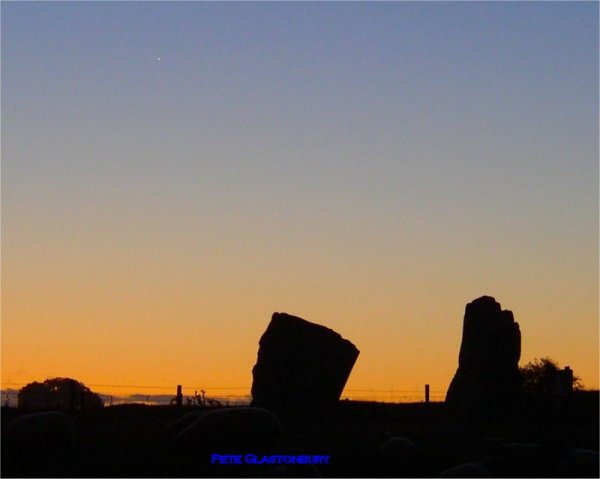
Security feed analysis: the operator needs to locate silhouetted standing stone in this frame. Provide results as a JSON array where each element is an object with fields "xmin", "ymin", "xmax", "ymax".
[
  {"xmin": 251, "ymin": 312, "xmax": 360, "ymax": 415},
  {"xmin": 446, "ymin": 296, "xmax": 521, "ymax": 413}
]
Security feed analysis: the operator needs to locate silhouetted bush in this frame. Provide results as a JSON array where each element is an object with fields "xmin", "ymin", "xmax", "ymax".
[
  {"xmin": 169, "ymin": 388, "xmax": 225, "ymax": 408},
  {"xmin": 521, "ymin": 358, "xmax": 582, "ymax": 395},
  {"xmin": 18, "ymin": 377, "xmax": 103, "ymax": 411},
  {"xmin": 520, "ymin": 358, "xmax": 582, "ymax": 414}
]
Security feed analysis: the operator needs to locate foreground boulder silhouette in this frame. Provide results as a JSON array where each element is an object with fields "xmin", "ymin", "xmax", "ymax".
[
  {"xmin": 161, "ymin": 410, "xmax": 208, "ymax": 442},
  {"xmin": 378, "ymin": 436, "xmax": 436, "ymax": 477},
  {"xmin": 251, "ymin": 312, "xmax": 359, "ymax": 415},
  {"xmin": 446, "ymin": 296, "xmax": 521, "ymax": 413},
  {"xmin": 173, "ymin": 407, "xmax": 282, "ymax": 452},
  {"xmin": 2, "ymin": 411, "xmax": 76, "ymax": 453}
]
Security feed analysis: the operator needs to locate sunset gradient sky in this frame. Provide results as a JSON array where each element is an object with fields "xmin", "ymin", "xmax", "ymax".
[{"xmin": 2, "ymin": 2, "xmax": 598, "ymax": 398}]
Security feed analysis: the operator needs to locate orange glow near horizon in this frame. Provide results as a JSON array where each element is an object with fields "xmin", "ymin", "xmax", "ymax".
[{"xmin": 2, "ymin": 253, "xmax": 598, "ymax": 400}]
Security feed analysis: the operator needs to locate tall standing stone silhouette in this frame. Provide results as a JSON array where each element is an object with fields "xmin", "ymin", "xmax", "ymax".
[
  {"xmin": 251, "ymin": 312, "xmax": 360, "ymax": 415},
  {"xmin": 446, "ymin": 296, "xmax": 522, "ymax": 412}
]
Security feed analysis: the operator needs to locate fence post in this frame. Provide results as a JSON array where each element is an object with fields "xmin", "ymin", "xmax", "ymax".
[
  {"xmin": 176, "ymin": 385, "xmax": 183, "ymax": 407},
  {"xmin": 425, "ymin": 384, "xmax": 430, "ymax": 404}
]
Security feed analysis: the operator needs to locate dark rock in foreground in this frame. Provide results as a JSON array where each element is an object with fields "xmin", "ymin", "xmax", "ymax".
[
  {"xmin": 251, "ymin": 312, "xmax": 360, "ymax": 415},
  {"xmin": 446, "ymin": 296, "xmax": 521, "ymax": 413},
  {"xmin": 173, "ymin": 407, "xmax": 283, "ymax": 452},
  {"xmin": 2, "ymin": 411, "xmax": 76, "ymax": 454}
]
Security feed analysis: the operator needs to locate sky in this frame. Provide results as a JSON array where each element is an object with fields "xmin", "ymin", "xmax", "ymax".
[{"xmin": 2, "ymin": 2, "xmax": 598, "ymax": 400}]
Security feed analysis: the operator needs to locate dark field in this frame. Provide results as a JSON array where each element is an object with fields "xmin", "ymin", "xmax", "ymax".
[{"xmin": 2, "ymin": 391, "xmax": 598, "ymax": 478}]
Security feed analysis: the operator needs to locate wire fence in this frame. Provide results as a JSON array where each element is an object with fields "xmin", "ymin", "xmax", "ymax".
[{"xmin": 0, "ymin": 382, "xmax": 446, "ymax": 408}]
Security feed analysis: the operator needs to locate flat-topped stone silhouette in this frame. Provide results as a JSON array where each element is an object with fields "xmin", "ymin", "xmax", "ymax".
[
  {"xmin": 446, "ymin": 296, "xmax": 522, "ymax": 412},
  {"xmin": 251, "ymin": 312, "xmax": 360, "ymax": 415}
]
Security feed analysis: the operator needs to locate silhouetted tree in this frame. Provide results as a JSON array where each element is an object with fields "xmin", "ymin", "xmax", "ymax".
[
  {"xmin": 520, "ymin": 358, "xmax": 582, "ymax": 415},
  {"xmin": 521, "ymin": 358, "xmax": 582, "ymax": 396},
  {"xmin": 18, "ymin": 377, "xmax": 104, "ymax": 411}
]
